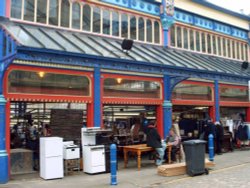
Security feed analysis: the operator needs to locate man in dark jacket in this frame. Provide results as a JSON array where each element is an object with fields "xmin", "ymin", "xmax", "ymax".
[{"xmin": 146, "ymin": 120, "xmax": 166, "ymax": 166}]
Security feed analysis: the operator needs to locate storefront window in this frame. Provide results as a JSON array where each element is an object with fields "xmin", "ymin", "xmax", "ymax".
[
  {"xmin": 72, "ymin": 2, "xmax": 81, "ymax": 29},
  {"xmin": 154, "ymin": 21, "xmax": 160, "ymax": 44},
  {"xmin": 130, "ymin": 16, "xmax": 137, "ymax": 40},
  {"xmin": 8, "ymin": 70, "xmax": 90, "ymax": 96},
  {"xmin": 61, "ymin": 0, "xmax": 70, "ymax": 28},
  {"xmin": 37, "ymin": 0, "xmax": 47, "ymax": 24},
  {"xmin": 112, "ymin": 12, "xmax": 119, "ymax": 37},
  {"xmin": 82, "ymin": 4, "xmax": 91, "ymax": 31},
  {"xmin": 103, "ymin": 10, "xmax": 110, "ymax": 35},
  {"xmin": 172, "ymin": 83, "xmax": 212, "ymax": 101},
  {"xmin": 24, "ymin": 0, "xmax": 35, "ymax": 21},
  {"xmin": 93, "ymin": 7, "xmax": 101, "ymax": 33},
  {"xmin": 121, "ymin": 14, "xmax": 128, "ymax": 38},
  {"xmin": 146, "ymin": 19, "xmax": 152, "ymax": 43},
  {"xmin": 103, "ymin": 78, "xmax": 161, "ymax": 99},
  {"xmin": 49, "ymin": 0, "xmax": 59, "ymax": 26},
  {"xmin": 11, "ymin": 0, "xmax": 22, "ymax": 19},
  {"xmin": 220, "ymin": 86, "xmax": 248, "ymax": 102},
  {"xmin": 138, "ymin": 17, "xmax": 145, "ymax": 42}
]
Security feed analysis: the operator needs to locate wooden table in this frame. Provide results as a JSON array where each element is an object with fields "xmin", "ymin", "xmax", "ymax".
[{"xmin": 123, "ymin": 144, "xmax": 172, "ymax": 170}]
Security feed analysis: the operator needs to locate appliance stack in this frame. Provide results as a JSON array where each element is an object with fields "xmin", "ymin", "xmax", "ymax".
[{"xmin": 81, "ymin": 127, "xmax": 112, "ymax": 174}]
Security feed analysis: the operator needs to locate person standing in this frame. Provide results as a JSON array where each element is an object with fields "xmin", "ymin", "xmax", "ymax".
[
  {"xmin": 146, "ymin": 120, "xmax": 166, "ymax": 166},
  {"xmin": 140, "ymin": 112, "xmax": 149, "ymax": 133},
  {"xmin": 215, "ymin": 121, "xmax": 224, "ymax": 155}
]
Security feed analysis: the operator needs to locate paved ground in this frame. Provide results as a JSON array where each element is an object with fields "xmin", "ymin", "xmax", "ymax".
[{"xmin": 1, "ymin": 148, "xmax": 250, "ymax": 188}]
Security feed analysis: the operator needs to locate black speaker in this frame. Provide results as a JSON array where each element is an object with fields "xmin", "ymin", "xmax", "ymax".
[
  {"xmin": 121, "ymin": 39, "xmax": 133, "ymax": 51},
  {"xmin": 241, "ymin": 61, "xmax": 249, "ymax": 70}
]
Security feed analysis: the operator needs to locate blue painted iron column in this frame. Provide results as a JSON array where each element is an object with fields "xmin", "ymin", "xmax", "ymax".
[
  {"xmin": 161, "ymin": 0, "xmax": 175, "ymax": 47},
  {"xmin": 163, "ymin": 75, "xmax": 172, "ymax": 137},
  {"xmin": 0, "ymin": 0, "xmax": 6, "ymax": 16},
  {"xmin": 0, "ymin": 29, "xmax": 9, "ymax": 184},
  {"xmin": 93, "ymin": 67, "xmax": 101, "ymax": 127},
  {"xmin": 214, "ymin": 80, "xmax": 220, "ymax": 122}
]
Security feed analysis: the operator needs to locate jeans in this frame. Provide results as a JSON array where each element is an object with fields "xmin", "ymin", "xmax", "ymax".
[{"xmin": 155, "ymin": 141, "xmax": 167, "ymax": 166}]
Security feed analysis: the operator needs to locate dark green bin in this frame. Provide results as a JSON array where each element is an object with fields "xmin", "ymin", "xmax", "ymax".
[{"xmin": 183, "ymin": 139, "xmax": 207, "ymax": 176}]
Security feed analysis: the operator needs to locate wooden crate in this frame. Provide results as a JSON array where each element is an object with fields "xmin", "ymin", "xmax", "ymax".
[{"xmin": 157, "ymin": 159, "xmax": 215, "ymax": 177}]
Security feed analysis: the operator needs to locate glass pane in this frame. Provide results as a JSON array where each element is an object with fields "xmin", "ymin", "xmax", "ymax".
[
  {"xmin": 93, "ymin": 7, "xmax": 101, "ymax": 33},
  {"xmin": 82, "ymin": 4, "xmax": 91, "ymax": 31},
  {"xmin": 2, "ymin": 35, "xmax": 6, "ymax": 57},
  {"xmin": 72, "ymin": 3, "xmax": 80, "ymax": 29},
  {"xmin": 146, "ymin": 19, "xmax": 152, "ymax": 43},
  {"xmin": 183, "ymin": 28, "xmax": 188, "ymax": 49},
  {"xmin": 201, "ymin": 33, "xmax": 206, "ymax": 53},
  {"xmin": 170, "ymin": 26, "xmax": 175, "ymax": 46},
  {"xmin": 37, "ymin": 0, "xmax": 47, "ymax": 24},
  {"xmin": 236, "ymin": 42, "xmax": 240, "ymax": 59},
  {"xmin": 196, "ymin": 31, "xmax": 200, "ymax": 51},
  {"xmin": 177, "ymin": 27, "xmax": 182, "ymax": 48},
  {"xmin": 220, "ymin": 86, "xmax": 248, "ymax": 102},
  {"xmin": 232, "ymin": 41, "xmax": 235, "ymax": 58},
  {"xmin": 121, "ymin": 14, "xmax": 128, "ymax": 38},
  {"xmin": 154, "ymin": 21, "xmax": 160, "ymax": 44},
  {"xmin": 24, "ymin": 0, "xmax": 35, "ymax": 21},
  {"xmin": 212, "ymin": 35, "xmax": 216, "ymax": 55},
  {"xmin": 11, "ymin": 0, "xmax": 22, "ymax": 19},
  {"xmin": 245, "ymin": 44, "xmax": 249, "ymax": 60},
  {"xmin": 227, "ymin": 39, "xmax": 231, "ymax": 58},
  {"xmin": 138, "ymin": 18, "xmax": 145, "ymax": 41},
  {"xmin": 241, "ymin": 43, "xmax": 244, "ymax": 60},
  {"xmin": 104, "ymin": 78, "xmax": 161, "ymax": 99},
  {"xmin": 103, "ymin": 10, "xmax": 110, "ymax": 35},
  {"xmin": 172, "ymin": 83, "xmax": 212, "ymax": 101},
  {"xmin": 130, "ymin": 16, "xmax": 136, "ymax": 40},
  {"xmin": 223, "ymin": 38, "xmax": 226, "ymax": 56},
  {"xmin": 8, "ymin": 70, "xmax": 90, "ymax": 96},
  {"xmin": 207, "ymin": 34, "xmax": 211, "ymax": 54},
  {"xmin": 49, "ymin": 0, "xmax": 59, "ymax": 26},
  {"xmin": 112, "ymin": 12, "xmax": 119, "ymax": 36},
  {"xmin": 218, "ymin": 37, "xmax": 221, "ymax": 56},
  {"xmin": 61, "ymin": 0, "xmax": 70, "ymax": 28},
  {"xmin": 190, "ymin": 30, "xmax": 194, "ymax": 50}
]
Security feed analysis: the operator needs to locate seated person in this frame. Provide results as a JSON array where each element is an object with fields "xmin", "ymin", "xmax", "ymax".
[
  {"xmin": 165, "ymin": 128, "xmax": 181, "ymax": 162},
  {"xmin": 146, "ymin": 120, "xmax": 166, "ymax": 166}
]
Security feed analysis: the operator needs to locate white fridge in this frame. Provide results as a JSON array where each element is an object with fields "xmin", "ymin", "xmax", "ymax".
[{"xmin": 40, "ymin": 137, "xmax": 64, "ymax": 180}]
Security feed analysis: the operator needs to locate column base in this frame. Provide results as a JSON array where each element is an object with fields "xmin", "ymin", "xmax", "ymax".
[{"xmin": 0, "ymin": 150, "xmax": 9, "ymax": 184}]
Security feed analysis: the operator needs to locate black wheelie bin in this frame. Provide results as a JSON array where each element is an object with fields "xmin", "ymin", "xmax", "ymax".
[{"xmin": 183, "ymin": 139, "xmax": 208, "ymax": 176}]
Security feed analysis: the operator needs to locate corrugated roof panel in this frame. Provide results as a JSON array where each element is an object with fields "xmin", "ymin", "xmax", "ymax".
[
  {"xmin": 2, "ymin": 20, "xmax": 249, "ymax": 80},
  {"xmin": 24, "ymin": 27, "xmax": 63, "ymax": 51},
  {"xmin": 4, "ymin": 24, "xmax": 42, "ymax": 48}
]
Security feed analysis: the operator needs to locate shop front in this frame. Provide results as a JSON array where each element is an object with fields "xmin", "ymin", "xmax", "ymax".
[{"xmin": 4, "ymin": 64, "xmax": 93, "ymax": 175}]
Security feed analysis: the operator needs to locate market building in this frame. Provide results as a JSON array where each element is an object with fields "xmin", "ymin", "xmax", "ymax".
[{"xmin": 0, "ymin": 0, "xmax": 249, "ymax": 183}]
